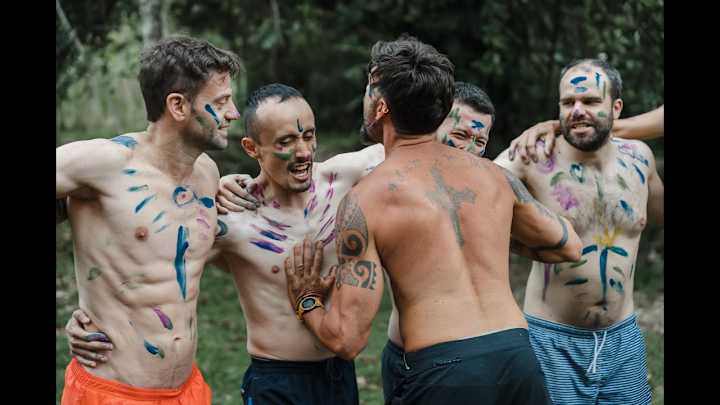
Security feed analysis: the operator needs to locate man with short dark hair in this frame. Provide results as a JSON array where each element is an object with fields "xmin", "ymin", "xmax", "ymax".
[
  {"xmin": 435, "ymin": 82, "xmax": 495, "ymax": 157},
  {"xmin": 56, "ymin": 36, "xmax": 242, "ymax": 404},
  {"xmin": 494, "ymin": 58, "xmax": 663, "ymax": 404},
  {"xmin": 283, "ymin": 35, "xmax": 581, "ymax": 404}
]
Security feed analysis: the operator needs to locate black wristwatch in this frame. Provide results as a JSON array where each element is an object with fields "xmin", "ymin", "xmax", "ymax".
[{"xmin": 296, "ymin": 295, "xmax": 324, "ymax": 320}]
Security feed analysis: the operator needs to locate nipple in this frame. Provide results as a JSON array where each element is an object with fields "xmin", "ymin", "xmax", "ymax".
[{"xmin": 135, "ymin": 226, "xmax": 149, "ymax": 241}]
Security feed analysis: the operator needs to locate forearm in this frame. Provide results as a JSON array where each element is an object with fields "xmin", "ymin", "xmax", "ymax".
[
  {"xmin": 612, "ymin": 106, "xmax": 664, "ymax": 140},
  {"xmin": 303, "ymin": 307, "xmax": 367, "ymax": 360}
]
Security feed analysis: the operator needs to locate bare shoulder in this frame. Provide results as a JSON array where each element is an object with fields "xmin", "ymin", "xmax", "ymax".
[
  {"xmin": 57, "ymin": 136, "xmax": 137, "ymax": 172},
  {"xmin": 319, "ymin": 144, "xmax": 385, "ymax": 177},
  {"xmin": 612, "ymin": 137, "xmax": 657, "ymax": 166},
  {"xmin": 196, "ymin": 153, "xmax": 220, "ymax": 180}
]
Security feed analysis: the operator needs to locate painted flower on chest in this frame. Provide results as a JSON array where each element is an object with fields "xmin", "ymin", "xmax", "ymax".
[{"xmin": 551, "ymin": 185, "xmax": 579, "ymax": 210}]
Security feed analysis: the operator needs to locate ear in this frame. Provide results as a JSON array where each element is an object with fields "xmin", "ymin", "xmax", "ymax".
[
  {"xmin": 166, "ymin": 93, "xmax": 190, "ymax": 122},
  {"xmin": 241, "ymin": 136, "xmax": 261, "ymax": 159},
  {"xmin": 374, "ymin": 98, "xmax": 389, "ymax": 121},
  {"xmin": 612, "ymin": 98, "xmax": 624, "ymax": 120}
]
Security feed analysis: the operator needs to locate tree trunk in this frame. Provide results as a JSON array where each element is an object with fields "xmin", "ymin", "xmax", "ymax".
[{"xmin": 139, "ymin": 0, "xmax": 164, "ymax": 47}]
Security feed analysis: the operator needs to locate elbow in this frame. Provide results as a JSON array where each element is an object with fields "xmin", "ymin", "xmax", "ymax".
[{"xmin": 328, "ymin": 332, "xmax": 368, "ymax": 361}]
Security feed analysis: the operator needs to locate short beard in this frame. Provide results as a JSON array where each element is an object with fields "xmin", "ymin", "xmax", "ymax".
[{"xmin": 561, "ymin": 114, "xmax": 613, "ymax": 152}]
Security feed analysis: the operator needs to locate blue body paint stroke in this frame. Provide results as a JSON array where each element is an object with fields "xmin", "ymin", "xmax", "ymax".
[
  {"xmin": 600, "ymin": 248, "xmax": 609, "ymax": 302},
  {"xmin": 595, "ymin": 72, "xmax": 601, "ymax": 88},
  {"xmin": 153, "ymin": 211, "xmax": 166, "ymax": 223},
  {"xmin": 216, "ymin": 219, "xmax": 228, "ymax": 237},
  {"xmin": 204, "ymin": 104, "xmax": 221, "ymax": 126},
  {"xmin": 575, "ymin": 86, "xmax": 588, "ymax": 93},
  {"xmin": 155, "ymin": 224, "xmax": 170, "ymax": 234},
  {"xmin": 128, "ymin": 185, "xmax": 149, "ymax": 192},
  {"xmin": 199, "ymin": 197, "xmax": 215, "ymax": 208},
  {"xmin": 134, "ymin": 194, "xmax": 156, "ymax": 213},
  {"xmin": 259, "ymin": 229, "xmax": 287, "ymax": 241},
  {"xmin": 617, "ymin": 158, "xmax": 628, "ymax": 168},
  {"xmin": 250, "ymin": 239, "xmax": 284, "ymax": 254},
  {"xmin": 619, "ymin": 200, "xmax": 634, "ymax": 217},
  {"xmin": 610, "ymin": 279, "xmax": 625, "ymax": 294},
  {"xmin": 297, "ymin": 118, "xmax": 304, "ymax": 133},
  {"xmin": 582, "ymin": 245, "xmax": 598, "ymax": 255},
  {"xmin": 446, "ymin": 138, "xmax": 456, "ymax": 148},
  {"xmin": 173, "ymin": 186, "xmax": 197, "ymax": 207},
  {"xmin": 174, "ymin": 226, "xmax": 189, "ymax": 300},
  {"xmin": 565, "ymin": 278, "xmax": 588, "ymax": 286},
  {"xmin": 608, "ymin": 246, "xmax": 628, "ymax": 256},
  {"xmin": 633, "ymin": 164, "xmax": 646, "ymax": 184},
  {"xmin": 143, "ymin": 340, "xmax": 163, "ymax": 358},
  {"xmin": 570, "ymin": 76, "xmax": 587, "ymax": 85},
  {"xmin": 111, "ymin": 135, "xmax": 138, "ymax": 149},
  {"xmin": 471, "ymin": 120, "xmax": 485, "ymax": 130},
  {"xmin": 123, "ymin": 169, "xmax": 137, "ymax": 175}
]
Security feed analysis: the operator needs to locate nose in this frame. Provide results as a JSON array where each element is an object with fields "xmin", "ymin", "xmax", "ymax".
[
  {"xmin": 295, "ymin": 138, "xmax": 314, "ymax": 161},
  {"xmin": 571, "ymin": 101, "xmax": 586, "ymax": 119},
  {"xmin": 224, "ymin": 101, "xmax": 240, "ymax": 121}
]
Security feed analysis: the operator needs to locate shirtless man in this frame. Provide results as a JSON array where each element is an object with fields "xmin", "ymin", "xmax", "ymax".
[
  {"xmin": 282, "ymin": 36, "xmax": 582, "ymax": 404},
  {"xmin": 56, "ymin": 36, "xmax": 242, "ymax": 404},
  {"xmin": 494, "ymin": 59, "xmax": 664, "ymax": 404}
]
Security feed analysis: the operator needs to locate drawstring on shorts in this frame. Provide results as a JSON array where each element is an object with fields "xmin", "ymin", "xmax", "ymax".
[{"xmin": 587, "ymin": 330, "xmax": 608, "ymax": 374}]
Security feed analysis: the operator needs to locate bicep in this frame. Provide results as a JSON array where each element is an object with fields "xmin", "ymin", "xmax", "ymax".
[
  {"xmin": 323, "ymin": 144, "xmax": 385, "ymax": 183},
  {"xmin": 56, "ymin": 139, "xmax": 125, "ymax": 198}
]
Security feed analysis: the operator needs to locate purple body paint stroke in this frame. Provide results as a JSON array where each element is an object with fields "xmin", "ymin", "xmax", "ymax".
[
  {"xmin": 152, "ymin": 307, "xmax": 174, "ymax": 330},
  {"xmin": 326, "ymin": 187, "xmax": 335, "ymax": 200},
  {"xmin": 319, "ymin": 203, "xmax": 332, "ymax": 221},
  {"xmin": 249, "ymin": 238, "xmax": 284, "ymax": 254},
  {"xmin": 251, "ymin": 224, "xmax": 288, "ymax": 241},
  {"xmin": 174, "ymin": 226, "xmax": 189, "ymax": 300},
  {"xmin": 128, "ymin": 185, "xmax": 149, "ymax": 192},
  {"xmin": 328, "ymin": 172, "xmax": 337, "ymax": 185},
  {"xmin": 315, "ymin": 217, "xmax": 335, "ymax": 239},
  {"xmin": 204, "ymin": 104, "xmax": 221, "ymax": 127},
  {"xmin": 153, "ymin": 211, "xmax": 166, "ymax": 223},
  {"xmin": 322, "ymin": 229, "xmax": 337, "ymax": 247},
  {"xmin": 309, "ymin": 181, "xmax": 315, "ymax": 193},
  {"xmin": 542, "ymin": 264, "xmax": 552, "ymax": 301},
  {"xmin": 84, "ymin": 332, "xmax": 111, "ymax": 343},
  {"xmin": 551, "ymin": 185, "xmax": 579, "ymax": 210},
  {"xmin": 155, "ymin": 224, "xmax": 170, "ymax": 234},
  {"xmin": 570, "ymin": 76, "xmax": 588, "ymax": 85},
  {"xmin": 123, "ymin": 169, "xmax": 137, "ymax": 175},
  {"xmin": 272, "ymin": 200, "xmax": 281, "ymax": 209},
  {"xmin": 196, "ymin": 217, "xmax": 212, "ymax": 229},
  {"xmin": 135, "ymin": 194, "xmax": 156, "ymax": 213},
  {"xmin": 305, "ymin": 195, "xmax": 318, "ymax": 218},
  {"xmin": 261, "ymin": 215, "xmax": 292, "ymax": 231},
  {"xmin": 536, "ymin": 154, "xmax": 556, "ymax": 174}
]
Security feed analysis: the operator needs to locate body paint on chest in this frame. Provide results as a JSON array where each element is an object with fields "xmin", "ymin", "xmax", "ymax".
[
  {"xmin": 633, "ymin": 164, "xmax": 646, "ymax": 184},
  {"xmin": 315, "ymin": 217, "xmax": 335, "ymax": 239},
  {"xmin": 262, "ymin": 215, "xmax": 292, "ymax": 231},
  {"xmin": 251, "ymin": 224, "xmax": 288, "ymax": 241},
  {"xmin": 551, "ymin": 184, "xmax": 579, "ymax": 210},
  {"xmin": 129, "ymin": 320, "xmax": 165, "ymax": 359},
  {"xmin": 123, "ymin": 169, "xmax": 138, "ymax": 176},
  {"xmin": 619, "ymin": 200, "xmax": 634, "ymax": 218},
  {"xmin": 580, "ymin": 229, "xmax": 629, "ymax": 303},
  {"xmin": 249, "ymin": 238, "xmax": 284, "ymax": 254},
  {"xmin": 152, "ymin": 307, "xmax": 174, "ymax": 330},
  {"xmin": 128, "ymin": 185, "xmax": 149, "ymax": 192},
  {"xmin": 305, "ymin": 195, "xmax": 318, "ymax": 218},
  {"xmin": 174, "ymin": 226, "xmax": 189, "ymax": 300},
  {"xmin": 570, "ymin": 163, "xmax": 585, "ymax": 183},
  {"xmin": 135, "ymin": 194, "xmax": 156, "ymax": 213}
]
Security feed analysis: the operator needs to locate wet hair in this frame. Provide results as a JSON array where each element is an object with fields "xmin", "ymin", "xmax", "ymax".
[
  {"xmin": 560, "ymin": 58, "xmax": 622, "ymax": 100},
  {"xmin": 454, "ymin": 82, "xmax": 495, "ymax": 126},
  {"xmin": 243, "ymin": 83, "xmax": 304, "ymax": 143},
  {"xmin": 138, "ymin": 36, "xmax": 242, "ymax": 122},
  {"xmin": 368, "ymin": 34, "xmax": 455, "ymax": 135}
]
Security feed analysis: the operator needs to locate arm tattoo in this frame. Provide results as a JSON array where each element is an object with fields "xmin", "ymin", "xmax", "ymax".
[
  {"xmin": 501, "ymin": 167, "xmax": 568, "ymax": 251},
  {"xmin": 334, "ymin": 192, "xmax": 377, "ymax": 290},
  {"xmin": 56, "ymin": 198, "xmax": 68, "ymax": 224}
]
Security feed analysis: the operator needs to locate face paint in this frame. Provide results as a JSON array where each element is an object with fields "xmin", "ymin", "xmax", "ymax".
[
  {"xmin": 471, "ymin": 120, "xmax": 485, "ymax": 130},
  {"xmin": 595, "ymin": 72, "xmax": 601, "ymax": 88},
  {"xmin": 273, "ymin": 150, "xmax": 293, "ymax": 161},
  {"xmin": 134, "ymin": 194, "xmax": 156, "ymax": 213},
  {"xmin": 128, "ymin": 185, "xmax": 149, "ymax": 192},
  {"xmin": 204, "ymin": 104, "xmax": 221, "ymax": 127},
  {"xmin": 570, "ymin": 76, "xmax": 588, "ymax": 85},
  {"xmin": 152, "ymin": 307, "xmax": 174, "ymax": 330},
  {"xmin": 174, "ymin": 226, "xmax": 189, "ymax": 300},
  {"xmin": 87, "ymin": 267, "xmax": 102, "ymax": 281},
  {"xmin": 297, "ymin": 118, "xmax": 304, "ymax": 133},
  {"xmin": 597, "ymin": 111, "xmax": 607, "ymax": 118},
  {"xmin": 448, "ymin": 107, "xmax": 461, "ymax": 126},
  {"xmin": 249, "ymin": 238, "xmax": 284, "ymax": 254},
  {"xmin": 111, "ymin": 135, "xmax": 138, "ymax": 149},
  {"xmin": 575, "ymin": 87, "xmax": 588, "ymax": 93}
]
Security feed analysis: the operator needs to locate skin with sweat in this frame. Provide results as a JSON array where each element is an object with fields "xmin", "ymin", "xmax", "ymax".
[{"xmin": 56, "ymin": 71, "xmax": 237, "ymax": 387}]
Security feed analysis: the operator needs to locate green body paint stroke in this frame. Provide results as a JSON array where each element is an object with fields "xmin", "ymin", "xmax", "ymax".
[
  {"xmin": 565, "ymin": 278, "xmax": 588, "ymax": 286},
  {"xmin": 597, "ymin": 111, "xmax": 608, "ymax": 118},
  {"xmin": 595, "ymin": 175, "xmax": 604, "ymax": 200},
  {"xmin": 569, "ymin": 259, "xmax": 587, "ymax": 268},
  {"xmin": 194, "ymin": 115, "xmax": 213, "ymax": 132},
  {"xmin": 449, "ymin": 107, "xmax": 461, "ymax": 126},
  {"xmin": 273, "ymin": 150, "xmax": 293, "ymax": 161},
  {"xmin": 616, "ymin": 174, "xmax": 629, "ymax": 190},
  {"xmin": 553, "ymin": 265, "xmax": 565, "ymax": 275},
  {"xmin": 550, "ymin": 172, "xmax": 566, "ymax": 186},
  {"xmin": 87, "ymin": 267, "xmax": 102, "ymax": 281},
  {"xmin": 612, "ymin": 266, "xmax": 625, "ymax": 278}
]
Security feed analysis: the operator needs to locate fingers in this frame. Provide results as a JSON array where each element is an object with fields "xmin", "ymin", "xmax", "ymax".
[
  {"xmin": 313, "ymin": 241, "xmax": 324, "ymax": 276},
  {"xmin": 508, "ymin": 139, "xmax": 518, "ymax": 161},
  {"xmin": 70, "ymin": 347, "xmax": 109, "ymax": 365},
  {"xmin": 303, "ymin": 238, "xmax": 313, "ymax": 276},
  {"xmin": 71, "ymin": 350, "xmax": 98, "ymax": 368},
  {"xmin": 545, "ymin": 131, "xmax": 556, "ymax": 158},
  {"xmin": 72, "ymin": 309, "xmax": 91, "ymax": 325},
  {"xmin": 527, "ymin": 130, "xmax": 539, "ymax": 163},
  {"xmin": 69, "ymin": 337, "xmax": 113, "ymax": 352},
  {"xmin": 228, "ymin": 180, "xmax": 260, "ymax": 209},
  {"xmin": 293, "ymin": 244, "xmax": 303, "ymax": 276},
  {"xmin": 217, "ymin": 203, "xmax": 229, "ymax": 215},
  {"xmin": 284, "ymin": 257, "xmax": 293, "ymax": 277},
  {"xmin": 216, "ymin": 194, "xmax": 245, "ymax": 213}
]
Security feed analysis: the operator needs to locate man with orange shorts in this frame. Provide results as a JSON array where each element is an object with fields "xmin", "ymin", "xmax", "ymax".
[{"xmin": 56, "ymin": 36, "xmax": 242, "ymax": 404}]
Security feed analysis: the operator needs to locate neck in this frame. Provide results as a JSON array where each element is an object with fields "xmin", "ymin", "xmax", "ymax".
[
  {"xmin": 258, "ymin": 169, "xmax": 311, "ymax": 210},
  {"xmin": 143, "ymin": 121, "xmax": 204, "ymax": 181},
  {"xmin": 382, "ymin": 123, "xmax": 436, "ymax": 157},
  {"xmin": 558, "ymin": 135, "xmax": 614, "ymax": 167}
]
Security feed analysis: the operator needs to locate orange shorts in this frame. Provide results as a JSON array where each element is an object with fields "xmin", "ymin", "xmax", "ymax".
[{"xmin": 60, "ymin": 358, "xmax": 212, "ymax": 405}]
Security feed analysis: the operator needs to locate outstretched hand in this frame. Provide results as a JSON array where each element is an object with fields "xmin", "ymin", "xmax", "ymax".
[
  {"xmin": 274, "ymin": 238, "xmax": 336, "ymax": 315},
  {"xmin": 509, "ymin": 120, "xmax": 560, "ymax": 164}
]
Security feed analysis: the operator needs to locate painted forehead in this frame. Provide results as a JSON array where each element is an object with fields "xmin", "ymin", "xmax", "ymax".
[
  {"xmin": 453, "ymin": 103, "xmax": 491, "ymax": 128},
  {"xmin": 561, "ymin": 64, "xmax": 608, "ymax": 96},
  {"xmin": 257, "ymin": 98, "xmax": 314, "ymax": 136}
]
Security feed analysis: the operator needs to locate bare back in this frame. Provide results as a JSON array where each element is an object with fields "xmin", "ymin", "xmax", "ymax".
[
  {"xmin": 361, "ymin": 142, "xmax": 526, "ymax": 352},
  {"xmin": 58, "ymin": 133, "xmax": 219, "ymax": 387}
]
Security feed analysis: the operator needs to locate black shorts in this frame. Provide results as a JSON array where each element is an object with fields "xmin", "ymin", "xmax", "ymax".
[
  {"xmin": 381, "ymin": 339, "xmax": 405, "ymax": 403},
  {"xmin": 241, "ymin": 356, "xmax": 359, "ymax": 405},
  {"xmin": 388, "ymin": 328, "xmax": 551, "ymax": 405}
]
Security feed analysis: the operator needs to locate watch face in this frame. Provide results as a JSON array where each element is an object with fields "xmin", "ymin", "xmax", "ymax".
[{"xmin": 301, "ymin": 297, "xmax": 316, "ymax": 309}]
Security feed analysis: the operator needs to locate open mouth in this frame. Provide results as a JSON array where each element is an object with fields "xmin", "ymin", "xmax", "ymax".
[
  {"xmin": 569, "ymin": 122, "xmax": 594, "ymax": 134},
  {"xmin": 289, "ymin": 162, "xmax": 312, "ymax": 181}
]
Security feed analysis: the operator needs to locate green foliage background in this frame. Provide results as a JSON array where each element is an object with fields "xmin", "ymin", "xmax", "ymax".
[{"xmin": 56, "ymin": 1, "xmax": 664, "ymax": 404}]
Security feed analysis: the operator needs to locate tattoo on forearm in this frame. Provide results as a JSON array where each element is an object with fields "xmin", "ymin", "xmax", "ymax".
[
  {"xmin": 532, "ymin": 214, "xmax": 569, "ymax": 252},
  {"xmin": 56, "ymin": 198, "xmax": 68, "ymax": 223}
]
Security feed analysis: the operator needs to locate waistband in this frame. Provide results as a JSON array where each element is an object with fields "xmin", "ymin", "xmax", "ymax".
[
  {"xmin": 249, "ymin": 356, "xmax": 350, "ymax": 374},
  {"xmin": 403, "ymin": 328, "xmax": 530, "ymax": 371},
  {"xmin": 384, "ymin": 339, "xmax": 404, "ymax": 356},
  {"xmin": 67, "ymin": 358, "xmax": 201, "ymax": 399},
  {"xmin": 525, "ymin": 313, "xmax": 637, "ymax": 337}
]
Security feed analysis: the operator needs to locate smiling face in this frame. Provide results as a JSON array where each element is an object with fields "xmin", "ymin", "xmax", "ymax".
[
  {"xmin": 435, "ymin": 102, "xmax": 493, "ymax": 157},
  {"xmin": 185, "ymin": 71, "xmax": 239, "ymax": 151},
  {"xmin": 246, "ymin": 97, "xmax": 317, "ymax": 192},
  {"xmin": 558, "ymin": 64, "xmax": 622, "ymax": 152}
]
